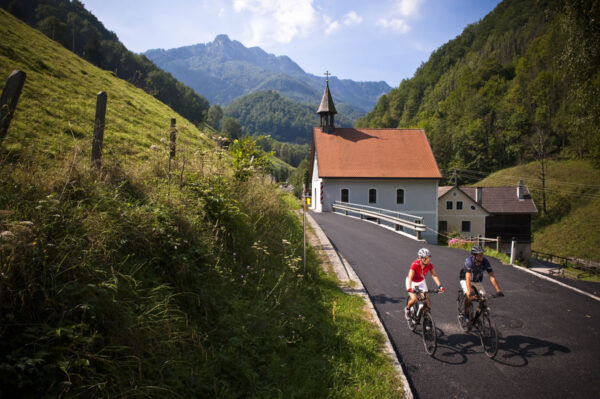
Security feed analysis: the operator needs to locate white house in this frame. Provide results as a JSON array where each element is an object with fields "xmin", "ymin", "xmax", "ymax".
[
  {"xmin": 438, "ymin": 182, "xmax": 538, "ymax": 259},
  {"xmin": 309, "ymin": 79, "xmax": 442, "ymax": 243},
  {"xmin": 437, "ymin": 185, "xmax": 489, "ymax": 239}
]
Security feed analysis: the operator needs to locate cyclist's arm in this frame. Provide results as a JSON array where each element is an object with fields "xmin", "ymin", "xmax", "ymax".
[
  {"xmin": 430, "ymin": 269, "xmax": 442, "ymax": 289},
  {"xmin": 407, "ymin": 269, "xmax": 415, "ymax": 291},
  {"xmin": 465, "ymin": 272, "xmax": 475, "ymax": 298},
  {"xmin": 489, "ymin": 272, "xmax": 502, "ymax": 293}
]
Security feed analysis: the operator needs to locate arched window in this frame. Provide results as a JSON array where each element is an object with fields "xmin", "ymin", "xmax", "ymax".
[
  {"xmin": 369, "ymin": 188, "xmax": 377, "ymax": 204},
  {"xmin": 396, "ymin": 188, "xmax": 405, "ymax": 204},
  {"xmin": 341, "ymin": 188, "xmax": 349, "ymax": 203}
]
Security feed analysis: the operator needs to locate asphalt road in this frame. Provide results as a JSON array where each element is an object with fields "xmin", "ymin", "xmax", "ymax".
[{"xmin": 311, "ymin": 211, "xmax": 600, "ymax": 399}]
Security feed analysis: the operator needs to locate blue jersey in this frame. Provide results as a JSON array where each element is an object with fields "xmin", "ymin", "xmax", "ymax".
[{"xmin": 459, "ymin": 256, "xmax": 493, "ymax": 282}]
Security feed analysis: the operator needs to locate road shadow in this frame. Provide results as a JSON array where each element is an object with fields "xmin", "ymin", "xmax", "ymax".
[
  {"xmin": 430, "ymin": 330, "xmax": 482, "ymax": 364},
  {"xmin": 370, "ymin": 293, "xmax": 404, "ymax": 305},
  {"xmin": 429, "ymin": 330, "xmax": 570, "ymax": 366},
  {"xmin": 493, "ymin": 335, "xmax": 571, "ymax": 367}
]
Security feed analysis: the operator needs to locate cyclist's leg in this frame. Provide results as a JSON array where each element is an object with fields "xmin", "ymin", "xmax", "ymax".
[
  {"xmin": 471, "ymin": 282, "xmax": 486, "ymax": 312},
  {"xmin": 405, "ymin": 278, "xmax": 418, "ymax": 309},
  {"xmin": 460, "ymin": 280, "xmax": 472, "ymax": 316}
]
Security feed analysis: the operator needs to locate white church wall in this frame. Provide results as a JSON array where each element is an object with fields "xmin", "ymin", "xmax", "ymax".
[{"xmin": 322, "ymin": 179, "xmax": 439, "ymax": 243}]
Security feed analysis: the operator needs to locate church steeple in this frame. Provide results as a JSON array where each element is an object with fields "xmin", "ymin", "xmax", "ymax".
[{"xmin": 317, "ymin": 71, "xmax": 337, "ymax": 133}]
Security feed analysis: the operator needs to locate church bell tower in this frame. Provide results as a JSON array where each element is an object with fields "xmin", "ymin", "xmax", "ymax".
[{"xmin": 317, "ymin": 71, "xmax": 337, "ymax": 134}]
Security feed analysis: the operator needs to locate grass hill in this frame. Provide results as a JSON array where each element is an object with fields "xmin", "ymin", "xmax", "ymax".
[
  {"xmin": 473, "ymin": 159, "xmax": 600, "ymax": 262},
  {"xmin": 0, "ymin": 9, "xmax": 402, "ymax": 397}
]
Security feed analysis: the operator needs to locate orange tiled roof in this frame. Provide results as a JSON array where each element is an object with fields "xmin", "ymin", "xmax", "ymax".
[{"xmin": 313, "ymin": 127, "xmax": 441, "ymax": 178}]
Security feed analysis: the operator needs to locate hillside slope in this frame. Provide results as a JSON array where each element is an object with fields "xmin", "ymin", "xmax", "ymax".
[
  {"xmin": 358, "ymin": 0, "xmax": 600, "ymax": 177},
  {"xmin": 0, "ymin": 10, "xmax": 212, "ymax": 164},
  {"xmin": 0, "ymin": 0, "xmax": 210, "ymax": 125},
  {"xmin": 474, "ymin": 159, "xmax": 600, "ymax": 262},
  {"xmin": 224, "ymin": 90, "xmax": 359, "ymax": 143},
  {"xmin": 0, "ymin": 9, "xmax": 402, "ymax": 397}
]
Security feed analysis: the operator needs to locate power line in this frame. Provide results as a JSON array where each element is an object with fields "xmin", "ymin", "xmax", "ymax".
[{"xmin": 448, "ymin": 168, "xmax": 600, "ymax": 189}]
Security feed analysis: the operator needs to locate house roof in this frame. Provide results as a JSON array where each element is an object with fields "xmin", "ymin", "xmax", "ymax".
[
  {"xmin": 438, "ymin": 185, "xmax": 538, "ymax": 214},
  {"xmin": 313, "ymin": 127, "xmax": 441, "ymax": 178}
]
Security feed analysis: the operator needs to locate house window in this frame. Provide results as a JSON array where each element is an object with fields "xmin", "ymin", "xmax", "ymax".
[
  {"xmin": 462, "ymin": 221, "xmax": 471, "ymax": 232},
  {"xmin": 369, "ymin": 189, "xmax": 377, "ymax": 204},
  {"xmin": 457, "ymin": 201, "xmax": 463, "ymax": 210},
  {"xmin": 446, "ymin": 201, "xmax": 453, "ymax": 210},
  {"xmin": 438, "ymin": 221, "xmax": 448, "ymax": 232},
  {"xmin": 341, "ymin": 189, "xmax": 349, "ymax": 203},
  {"xmin": 396, "ymin": 189, "xmax": 404, "ymax": 204},
  {"xmin": 471, "ymin": 205, "xmax": 476, "ymax": 210}
]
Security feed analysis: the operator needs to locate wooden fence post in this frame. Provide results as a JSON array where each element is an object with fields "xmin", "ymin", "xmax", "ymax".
[
  {"xmin": 169, "ymin": 118, "xmax": 176, "ymax": 158},
  {"xmin": 91, "ymin": 91, "xmax": 107, "ymax": 166},
  {"xmin": 496, "ymin": 236, "xmax": 501, "ymax": 252},
  {"xmin": 0, "ymin": 69, "xmax": 26, "ymax": 144}
]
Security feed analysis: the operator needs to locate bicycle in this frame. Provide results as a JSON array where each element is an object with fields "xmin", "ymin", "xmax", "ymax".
[
  {"xmin": 406, "ymin": 288, "xmax": 441, "ymax": 356},
  {"xmin": 456, "ymin": 289, "xmax": 501, "ymax": 358}
]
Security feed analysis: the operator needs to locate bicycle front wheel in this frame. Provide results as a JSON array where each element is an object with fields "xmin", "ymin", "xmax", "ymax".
[
  {"xmin": 421, "ymin": 311, "xmax": 437, "ymax": 356},
  {"xmin": 479, "ymin": 313, "xmax": 498, "ymax": 358}
]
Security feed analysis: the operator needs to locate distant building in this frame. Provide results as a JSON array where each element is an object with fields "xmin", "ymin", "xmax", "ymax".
[
  {"xmin": 309, "ymin": 78, "xmax": 442, "ymax": 243},
  {"xmin": 438, "ymin": 181, "xmax": 538, "ymax": 259}
]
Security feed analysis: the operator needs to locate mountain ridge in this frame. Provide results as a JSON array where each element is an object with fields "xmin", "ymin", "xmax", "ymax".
[{"xmin": 144, "ymin": 34, "xmax": 391, "ymax": 112}]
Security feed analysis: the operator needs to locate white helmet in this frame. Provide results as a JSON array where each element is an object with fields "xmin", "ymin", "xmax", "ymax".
[{"xmin": 417, "ymin": 248, "xmax": 431, "ymax": 258}]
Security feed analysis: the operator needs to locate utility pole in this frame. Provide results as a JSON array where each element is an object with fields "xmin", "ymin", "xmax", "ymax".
[{"xmin": 302, "ymin": 184, "xmax": 306, "ymax": 275}]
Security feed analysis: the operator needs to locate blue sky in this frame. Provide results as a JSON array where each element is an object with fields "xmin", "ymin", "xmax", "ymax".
[{"xmin": 82, "ymin": 0, "xmax": 502, "ymax": 87}]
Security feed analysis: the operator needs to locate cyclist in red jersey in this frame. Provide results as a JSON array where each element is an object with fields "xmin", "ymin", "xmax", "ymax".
[{"xmin": 405, "ymin": 248, "xmax": 444, "ymax": 319}]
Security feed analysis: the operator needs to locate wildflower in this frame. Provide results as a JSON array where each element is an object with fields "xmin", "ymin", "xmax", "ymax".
[
  {"xmin": 1, "ymin": 231, "xmax": 15, "ymax": 242},
  {"xmin": 282, "ymin": 239, "xmax": 291, "ymax": 245}
]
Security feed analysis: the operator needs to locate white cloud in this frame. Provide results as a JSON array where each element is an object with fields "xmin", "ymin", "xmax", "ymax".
[
  {"xmin": 343, "ymin": 11, "xmax": 362, "ymax": 26},
  {"xmin": 324, "ymin": 16, "xmax": 340, "ymax": 35},
  {"xmin": 233, "ymin": 0, "xmax": 317, "ymax": 44},
  {"xmin": 377, "ymin": 18, "xmax": 410, "ymax": 33},
  {"xmin": 396, "ymin": 0, "xmax": 424, "ymax": 17},
  {"xmin": 377, "ymin": 0, "xmax": 423, "ymax": 33}
]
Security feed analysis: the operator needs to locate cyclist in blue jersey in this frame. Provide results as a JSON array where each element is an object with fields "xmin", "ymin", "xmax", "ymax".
[{"xmin": 459, "ymin": 245, "xmax": 504, "ymax": 320}]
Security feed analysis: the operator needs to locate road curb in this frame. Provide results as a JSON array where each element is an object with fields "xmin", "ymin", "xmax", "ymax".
[{"xmin": 306, "ymin": 212, "xmax": 414, "ymax": 399}]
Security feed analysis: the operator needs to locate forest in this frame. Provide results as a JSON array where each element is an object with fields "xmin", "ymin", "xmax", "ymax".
[
  {"xmin": 224, "ymin": 90, "xmax": 360, "ymax": 143},
  {"xmin": 0, "ymin": 0, "xmax": 210, "ymax": 125},
  {"xmin": 357, "ymin": 0, "xmax": 599, "ymax": 181}
]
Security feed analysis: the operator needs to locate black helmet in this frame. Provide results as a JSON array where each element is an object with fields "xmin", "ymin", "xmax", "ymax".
[{"xmin": 470, "ymin": 245, "xmax": 484, "ymax": 255}]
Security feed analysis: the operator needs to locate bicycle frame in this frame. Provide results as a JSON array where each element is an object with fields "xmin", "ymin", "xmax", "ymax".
[{"xmin": 456, "ymin": 290, "xmax": 500, "ymax": 358}]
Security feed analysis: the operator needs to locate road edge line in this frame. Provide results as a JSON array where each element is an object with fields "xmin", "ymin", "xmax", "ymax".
[{"xmin": 510, "ymin": 263, "xmax": 600, "ymax": 302}]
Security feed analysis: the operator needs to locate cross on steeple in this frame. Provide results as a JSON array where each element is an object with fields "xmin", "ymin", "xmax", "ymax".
[{"xmin": 324, "ymin": 70, "xmax": 331, "ymax": 82}]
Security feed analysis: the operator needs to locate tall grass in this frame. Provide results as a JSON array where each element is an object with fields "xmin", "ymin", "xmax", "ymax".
[{"xmin": 0, "ymin": 9, "xmax": 403, "ymax": 397}]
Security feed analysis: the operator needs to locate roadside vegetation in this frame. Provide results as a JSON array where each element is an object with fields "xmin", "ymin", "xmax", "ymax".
[{"xmin": 0, "ymin": 10, "xmax": 403, "ymax": 398}]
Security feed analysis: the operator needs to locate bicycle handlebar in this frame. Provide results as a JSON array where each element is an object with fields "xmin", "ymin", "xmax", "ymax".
[{"xmin": 411, "ymin": 288, "xmax": 442, "ymax": 294}]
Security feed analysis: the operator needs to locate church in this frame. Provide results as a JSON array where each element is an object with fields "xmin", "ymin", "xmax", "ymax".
[{"xmin": 309, "ymin": 78, "xmax": 442, "ymax": 243}]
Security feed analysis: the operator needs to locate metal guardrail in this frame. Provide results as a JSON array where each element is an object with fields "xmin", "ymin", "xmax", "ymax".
[
  {"xmin": 531, "ymin": 250, "xmax": 600, "ymax": 276},
  {"xmin": 332, "ymin": 201, "xmax": 426, "ymax": 241}
]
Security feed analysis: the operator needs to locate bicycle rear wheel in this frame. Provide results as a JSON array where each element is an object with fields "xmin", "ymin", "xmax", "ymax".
[
  {"xmin": 456, "ymin": 291, "xmax": 469, "ymax": 331},
  {"xmin": 479, "ymin": 313, "xmax": 498, "ymax": 358},
  {"xmin": 421, "ymin": 311, "xmax": 437, "ymax": 356},
  {"xmin": 405, "ymin": 298, "xmax": 417, "ymax": 331}
]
